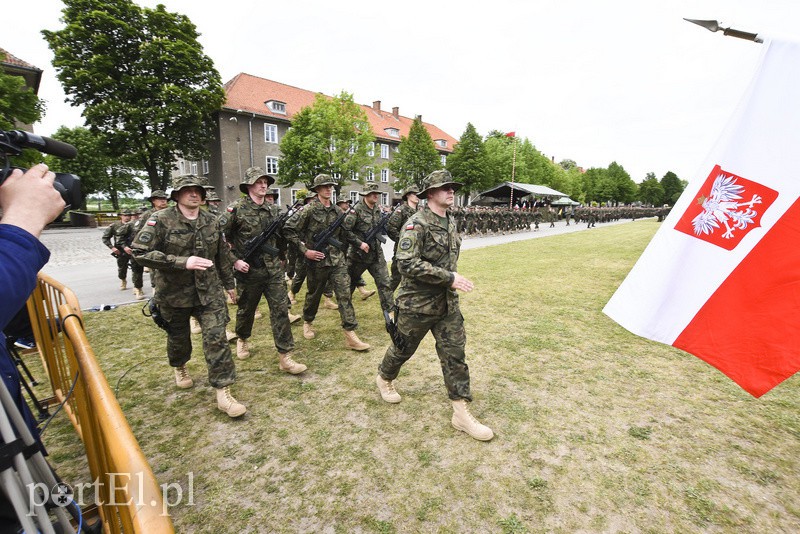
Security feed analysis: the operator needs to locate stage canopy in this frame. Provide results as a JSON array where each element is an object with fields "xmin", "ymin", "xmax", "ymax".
[{"xmin": 471, "ymin": 182, "xmax": 568, "ymax": 204}]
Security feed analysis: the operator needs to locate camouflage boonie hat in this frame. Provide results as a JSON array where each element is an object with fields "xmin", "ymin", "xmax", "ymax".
[
  {"xmin": 148, "ymin": 190, "xmax": 168, "ymax": 201},
  {"xmin": 240, "ymin": 166, "xmax": 275, "ymax": 194},
  {"xmin": 206, "ymin": 189, "xmax": 221, "ymax": 202},
  {"xmin": 120, "ymin": 209, "xmax": 135, "ymax": 216},
  {"xmin": 336, "ymin": 197, "xmax": 351, "ymax": 207},
  {"xmin": 358, "ymin": 183, "xmax": 381, "ymax": 196},
  {"xmin": 309, "ymin": 173, "xmax": 337, "ymax": 192},
  {"xmin": 399, "ymin": 184, "xmax": 421, "ymax": 200},
  {"xmin": 169, "ymin": 175, "xmax": 207, "ymax": 201},
  {"xmin": 418, "ymin": 170, "xmax": 463, "ymax": 199}
]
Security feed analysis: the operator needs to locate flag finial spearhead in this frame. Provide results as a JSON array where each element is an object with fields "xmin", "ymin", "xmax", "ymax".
[{"xmin": 683, "ymin": 17, "xmax": 763, "ymax": 43}]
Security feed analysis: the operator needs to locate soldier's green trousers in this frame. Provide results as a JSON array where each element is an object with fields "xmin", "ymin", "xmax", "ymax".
[
  {"xmin": 235, "ymin": 267, "xmax": 294, "ymax": 354},
  {"xmin": 378, "ymin": 310, "xmax": 472, "ymax": 401},
  {"xmin": 304, "ymin": 264, "xmax": 358, "ymax": 331},
  {"xmin": 159, "ymin": 298, "xmax": 236, "ymax": 388},
  {"xmin": 348, "ymin": 255, "xmax": 393, "ymax": 313}
]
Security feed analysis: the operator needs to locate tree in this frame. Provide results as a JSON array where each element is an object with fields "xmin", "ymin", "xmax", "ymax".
[
  {"xmin": 388, "ymin": 116, "xmax": 442, "ymax": 190},
  {"xmin": 638, "ymin": 172, "xmax": 664, "ymax": 206},
  {"xmin": 277, "ymin": 91, "xmax": 374, "ymax": 187},
  {"xmin": 660, "ymin": 171, "xmax": 685, "ymax": 205},
  {"xmin": 45, "ymin": 126, "xmax": 143, "ymax": 210},
  {"xmin": 0, "ymin": 51, "xmax": 47, "ymax": 168},
  {"xmin": 43, "ymin": 0, "xmax": 226, "ymax": 190},
  {"xmin": 605, "ymin": 161, "xmax": 637, "ymax": 204},
  {"xmin": 446, "ymin": 123, "xmax": 489, "ymax": 198}
]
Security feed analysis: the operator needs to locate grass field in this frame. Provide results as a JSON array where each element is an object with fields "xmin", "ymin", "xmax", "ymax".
[{"xmin": 42, "ymin": 220, "xmax": 800, "ymax": 533}]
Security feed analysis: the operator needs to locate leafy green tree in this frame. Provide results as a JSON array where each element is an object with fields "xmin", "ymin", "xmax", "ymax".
[
  {"xmin": 388, "ymin": 116, "xmax": 442, "ymax": 190},
  {"xmin": 605, "ymin": 161, "xmax": 637, "ymax": 204},
  {"xmin": 277, "ymin": 91, "xmax": 374, "ymax": 187},
  {"xmin": 483, "ymin": 132, "xmax": 566, "ymax": 195},
  {"xmin": 43, "ymin": 0, "xmax": 225, "ymax": 190},
  {"xmin": 581, "ymin": 167, "xmax": 606, "ymax": 204},
  {"xmin": 446, "ymin": 122, "xmax": 489, "ymax": 197},
  {"xmin": 0, "ymin": 51, "xmax": 47, "ymax": 168},
  {"xmin": 45, "ymin": 126, "xmax": 143, "ymax": 210},
  {"xmin": 638, "ymin": 172, "xmax": 664, "ymax": 206},
  {"xmin": 660, "ymin": 171, "xmax": 685, "ymax": 205}
]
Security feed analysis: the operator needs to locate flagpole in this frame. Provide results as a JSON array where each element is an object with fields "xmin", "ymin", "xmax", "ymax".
[
  {"xmin": 509, "ymin": 134, "xmax": 517, "ymax": 209},
  {"xmin": 683, "ymin": 18, "xmax": 763, "ymax": 43}
]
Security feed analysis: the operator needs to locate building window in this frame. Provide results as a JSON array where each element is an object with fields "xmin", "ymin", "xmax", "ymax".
[
  {"xmin": 366, "ymin": 168, "xmax": 374, "ymax": 182},
  {"xmin": 265, "ymin": 157, "xmax": 279, "ymax": 174},
  {"xmin": 441, "ymin": 155, "xmax": 447, "ymax": 166},
  {"xmin": 190, "ymin": 161, "xmax": 198, "ymax": 175},
  {"xmin": 291, "ymin": 188, "xmax": 300, "ymax": 203},
  {"xmin": 381, "ymin": 192, "xmax": 389, "ymax": 206},
  {"xmin": 381, "ymin": 144, "xmax": 389, "ymax": 159},
  {"xmin": 350, "ymin": 171, "xmax": 358, "ymax": 181},
  {"xmin": 350, "ymin": 191, "xmax": 359, "ymax": 204},
  {"xmin": 367, "ymin": 142, "xmax": 374, "ymax": 157},
  {"xmin": 436, "ymin": 139, "xmax": 447, "ymax": 148},
  {"xmin": 385, "ymin": 128, "xmax": 399, "ymax": 138},
  {"xmin": 202, "ymin": 160, "xmax": 209, "ymax": 175},
  {"xmin": 381, "ymin": 169, "xmax": 389, "ymax": 183},
  {"xmin": 332, "ymin": 172, "xmax": 342, "ymax": 181},
  {"xmin": 264, "ymin": 123, "xmax": 278, "ymax": 143},
  {"xmin": 265, "ymin": 100, "xmax": 286, "ymax": 114}
]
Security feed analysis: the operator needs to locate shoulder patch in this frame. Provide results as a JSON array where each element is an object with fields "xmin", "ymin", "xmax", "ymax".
[
  {"xmin": 399, "ymin": 237, "xmax": 413, "ymax": 251},
  {"xmin": 146, "ymin": 219, "xmax": 157, "ymax": 226},
  {"xmin": 405, "ymin": 223, "xmax": 415, "ymax": 230},
  {"xmin": 227, "ymin": 206, "xmax": 235, "ymax": 212},
  {"xmin": 138, "ymin": 232, "xmax": 153, "ymax": 243},
  {"xmin": 218, "ymin": 214, "xmax": 228, "ymax": 225}
]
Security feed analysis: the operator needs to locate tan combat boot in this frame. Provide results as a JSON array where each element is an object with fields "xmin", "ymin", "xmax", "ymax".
[
  {"xmin": 357, "ymin": 286, "xmax": 376, "ymax": 300},
  {"xmin": 287, "ymin": 289, "xmax": 297, "ymax": 305},
  {"xmin": 225, "ymin": 329, "xmax": 237, "ymax": 342},
  {"xmin": 236, "ymin": 338, "xmax": 251, "ymax": 360},
  {"xmin": 133, "ymin": 288, "xmax": 145, "ymax": 300},
  {"xmin": 279, "ymin": 353, "xmax": 307, "ymax": 374},
  {"xmin": 288, "ymin": 311, "xmax": 302, "ymax": 324},
  {"xmin": 174, "ymin": 365, "xmax": 193, "ymax": 389},
  {"xmin": 190, "ymin": 316, "xmax": 202, "ymax": 334},
  {"xmin": 216, "ymin": 387, "xmax": 246, "ymax": 418},
  {"xmin": 375, "ymin": 374, "xmax": 401, "ymax": 403},
  {"xmin": 253, "ymin": 309, "xmax": 263, "ymax": 320},
  {"xmin": 322, "ymin": 296, "xmax": 338, "ymax": 310},
  {"xmin": 303, "ymin": 322, "xmax": 315, "ymax": 339},
  {"xmin": 451, "ymin": 399, "xmax": 494, "ymax": 441},
  {"xmin": 119, "ymin": 278, "xmax": 127, "ymax": 290},
  {"xmin": 343, "ymin": 330, "xmax": 370, "ymax": 351}
]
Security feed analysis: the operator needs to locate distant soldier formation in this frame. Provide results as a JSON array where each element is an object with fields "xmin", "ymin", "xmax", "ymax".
[{"xmin": 101, "ymin": 169, "xmax": 668, "ymax": 440}]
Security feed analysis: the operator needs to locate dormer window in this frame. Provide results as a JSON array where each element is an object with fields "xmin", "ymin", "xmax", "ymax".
[
  {"xmin": 265, "ymin": 100, "xmax": 286, "ymax": 114},
  {"xmin": 385, "ymin": 128, "xmax": 400, "ymax": 138},
  {"xmin": 436, "ymin": 139, "xmax": 447, "ymax": 148}
]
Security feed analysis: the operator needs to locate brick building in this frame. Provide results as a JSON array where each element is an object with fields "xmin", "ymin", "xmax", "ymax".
[
  {"xmin": 176, "ymin": 73, "xmax": 458, "ymax": 207},
  {"xmin": 0, "ymin": 47, "xmax": 43, "ymax": 131}
]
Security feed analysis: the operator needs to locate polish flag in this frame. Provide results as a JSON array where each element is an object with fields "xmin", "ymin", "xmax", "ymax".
[{"xmin": 604, "ymin": 37, "xmax": 800, "ymax": 397}]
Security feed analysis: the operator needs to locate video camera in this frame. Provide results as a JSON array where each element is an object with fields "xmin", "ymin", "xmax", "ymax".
[{"xmin": 0, "ymin": 129, "xmax": 83, "ymax": 210}]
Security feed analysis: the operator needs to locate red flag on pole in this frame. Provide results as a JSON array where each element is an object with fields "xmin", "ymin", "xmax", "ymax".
[{"xmin": 604, "ymin": 37, "xmax": 800, "ymax": 397}]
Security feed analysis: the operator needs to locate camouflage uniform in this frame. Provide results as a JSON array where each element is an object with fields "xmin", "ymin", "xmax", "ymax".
[
  {"xmin": 133, "ymin": 190, "xmax": 169, "ymax": 289},
  {"xmin": 345, "ymin": 184, "xmax": 393, "ymax": 312},
  {"xmin": 378, "ymin": 174, "xmax": 472, "ymax": 402},
  {"xmin": 386, "ymin": 186, "xmax": 420, "ymax": 292},
  {"xmin": 220, "ymin": 170, "xmax": 294, "ymax": 353},
  {"xmin": 131, "ymin": 178, "xmax": 237, "ymax": 388},
  {"xmin": 102, "ymin": 213, "xmax": 135, "ymax": 285},
  {"xmin": 282, "ymin": 175, "xmax": 360, "ymax": 330}
]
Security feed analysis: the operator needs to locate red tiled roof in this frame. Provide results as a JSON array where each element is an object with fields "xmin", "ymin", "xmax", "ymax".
[
  {"xmin": 223, "ymin": 73, "xmax": 457, "ymax": 152},
  {"xmin": 0, "ymin": 47, "xmax": 42, "ymax": 71}
]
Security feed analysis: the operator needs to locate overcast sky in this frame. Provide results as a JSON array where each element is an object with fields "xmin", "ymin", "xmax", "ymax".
[{"xmin": 6, "ymin": 0, "xmax": 800, "ymax": 183}]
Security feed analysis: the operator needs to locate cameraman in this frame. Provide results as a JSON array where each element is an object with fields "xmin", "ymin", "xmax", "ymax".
[{"xmin": 1, "ymin": 163, "xmax": 65, "ymax": 444}]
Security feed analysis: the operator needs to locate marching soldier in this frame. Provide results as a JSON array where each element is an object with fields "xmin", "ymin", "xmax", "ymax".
[
  {"xmin": 282, "ymin": 174, "xmax": 370, "ymax": 351},
  {"xmin": 101, "ymin": 209, "xmax": 136, "ymax": 293},
  {"xmin": 375, "ymin": 170, "xmax": 493, "ymax": 441},
  {"xmin": 386, "ymin": 185, "xmax": 420, "ymax": 291},
  {"xmin": 220, "ymin": 167, "xmax": 306, "ymax": 373},
  {"xmin": 132, "ymin": 175, "xmax": 246, "ymax": 418}
]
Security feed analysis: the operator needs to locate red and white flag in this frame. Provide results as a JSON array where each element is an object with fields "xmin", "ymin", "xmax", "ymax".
[{"xmin": 604, "ymin": 37, "xmax": 800, "ymax": 397}]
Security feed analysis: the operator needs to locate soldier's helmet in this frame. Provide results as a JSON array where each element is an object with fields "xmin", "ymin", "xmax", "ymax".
[
  {"xmin": 399, "ymin": 184, "xmax": 421, "ymax": 200},
  {"xmin": 240, "ymin": 166, "xmax": 276, "ymax": 194},
  {"xmin": 309, "ymin": 173, "xmax": 337, "ymax": 192},
  {"xmin": 358, "ymin": 182, "xmax": 381, "ymax": 196},
  {"xmin": 169, "ymin": 175, "xmax": 207, "ymax": 201},
  {"xmin": 418, "ymin": 170, "xmax": 463, "ymax": 199},
  {"xmin": 148, "ymin": 190, "xmax": 168, "ymax": 201},
  {"xmin": 206, "ymin": 189, "xmax": 221, "ymax": 202}
]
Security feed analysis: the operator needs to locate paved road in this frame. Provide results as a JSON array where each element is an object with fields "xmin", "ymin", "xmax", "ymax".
[{"xmin": 38, "ymin": 218, "xmax": 638, "ymax": 310}]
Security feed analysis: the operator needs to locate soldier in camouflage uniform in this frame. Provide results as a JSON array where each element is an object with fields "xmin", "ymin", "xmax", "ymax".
[
  {"xmin": 101, "ymin": 209, "xmax": 136, "ymax": 292},
  {"xmin": 287, "ymin": 191, "xmax": 317, "ymax": 305},
  {"xmin": 220, "ymin": 167, "xmax": 306, "ymax": 374},
  {"xmin": 386, "ymin": 185, "xmax": 420, "ymax": 291},
  {"xmin": 205, "ymin": 188, "xmax": 223, "ymax": 215},
  {"xmin": 131, "ymin": 175, "xmax": 246, "ymax": 418},
  {"xmin": 375, "ymin": 170, "xmax": 493, "ymax": 441},
  {"xmin": 282, "ymin": 174, "xmax": 370, "ymax": 351},
  {"xmin": 344, "ymin": 183, "xmax": 394, "ymax": 314},
  {"xmin": 132, "ymin": 190, "xmax": 169, "ymax": 291}
]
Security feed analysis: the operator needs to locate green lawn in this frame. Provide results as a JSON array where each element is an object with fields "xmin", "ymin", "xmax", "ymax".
[{"xmin": 44, "ymin": 220, "xmax": 800, "ymax": 533}]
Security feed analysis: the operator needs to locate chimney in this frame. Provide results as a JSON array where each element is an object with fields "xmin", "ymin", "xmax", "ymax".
[
  {"xmin": 392, "ymin": 106, "xmax": 399, "ymax": 118},
  {"xmin": 415, "ymin": 114, "xmax": 422, "ymax": 122},
  {"xmin": 372, "ymin": 100, "xmax": 381, "ymax": 111}
]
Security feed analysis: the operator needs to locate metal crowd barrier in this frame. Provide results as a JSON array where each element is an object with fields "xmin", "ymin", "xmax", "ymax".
[{"xmin": 25, "ymin": 272, "xmax": 174, "ymax": 533}]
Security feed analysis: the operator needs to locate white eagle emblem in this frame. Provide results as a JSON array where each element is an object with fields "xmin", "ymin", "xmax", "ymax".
[{"xmin": 691, "ymin": 173, "xmax": 762, "ymax": 239}]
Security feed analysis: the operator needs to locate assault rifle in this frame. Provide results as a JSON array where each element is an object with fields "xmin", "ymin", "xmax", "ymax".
[
  {"xmin": 308, "ymin": 200, "xmax": 358, "ymax": 260},
  {"xmin": 357, "ymin": 203, "xmax": 402, "ymax": 257},
  {"xmin": 384, "ymin": 306, "xmax": 407, "ymax": 352},
  {"xmin": 237, "ymin": 199, "xmax": 303, "ymax": 278}
]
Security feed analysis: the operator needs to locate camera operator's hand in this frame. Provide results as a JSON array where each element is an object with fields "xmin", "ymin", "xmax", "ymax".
[{"xmin": 0, "ymin": 164, "xmax": 65, "ymax": 238}]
